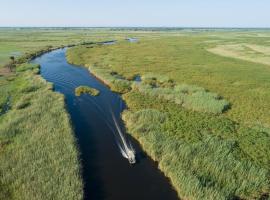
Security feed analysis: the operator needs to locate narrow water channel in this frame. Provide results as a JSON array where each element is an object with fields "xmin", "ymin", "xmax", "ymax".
[{"xmin": 33, "ymin": 48, "xmax": 179, "ymax": 200}]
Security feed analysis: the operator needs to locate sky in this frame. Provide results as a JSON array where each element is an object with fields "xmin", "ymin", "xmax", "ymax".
[{"xmin": 0, "ymin": 0, "xmax": 270, "ymax": 27}]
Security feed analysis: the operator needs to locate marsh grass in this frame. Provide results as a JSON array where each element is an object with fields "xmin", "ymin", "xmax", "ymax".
[
  {"xmin": 67, "ymin": 48, "xmax": 132, "ymax": 93},
  {"xmin": 0, "ymin": 64, "xmax": 83, "ymax": 199},
  {"xmin": 65, "ymin": 32, "xmax": 270, "ymax": 199},
  {"xmin": 122, "ymin": 92, "xmax": 270, "ymax": 200},
  {"xmin": 65, "ymin": 36, "xmax": 270, "ymax": 126},
  {"xmin": 16, "ymin": 63, "xmax": 40, "ymax": 73},
  {"xmin": 75, "ymin": 86, "xmax": 100, "ymax": 96},
  {"xmin": 134, "ymin": 74, "xmax": 230, "ymax": 114}
]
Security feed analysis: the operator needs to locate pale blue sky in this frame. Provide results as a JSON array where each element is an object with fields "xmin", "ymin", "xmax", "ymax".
[{"xmin": 1, "ymin": 0, "xmax": 269, "ymax": 27}]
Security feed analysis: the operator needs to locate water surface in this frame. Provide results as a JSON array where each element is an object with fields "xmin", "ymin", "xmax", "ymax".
[{"xmin": 33, "ymin": 48, "xmax": 178, "ymax": 200}]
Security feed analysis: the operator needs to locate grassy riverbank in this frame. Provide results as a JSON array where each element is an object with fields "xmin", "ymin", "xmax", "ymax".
[
  {"xmin": 122, "ymin": 91, "xmax": 269, "ymax": 200},
  {"xmin": 0, "ymin": 28, "xmax": 93, "ymax": 199},
  {"xmin": 0, "ymin": 27, "xmax": 166, "ymax": 199},
  {"xmin": 0, "ymin": 63, "xmax": 83, "ymax": 199},
  {"xmin": 66, "ymin": 31, "xmax": 270, "ymax": 199}
]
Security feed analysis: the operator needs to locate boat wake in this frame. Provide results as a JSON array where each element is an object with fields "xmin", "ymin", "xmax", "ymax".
[
  {"xmin": 85, "ymin": 89, "xmax": 136, "ymax": 164},
  {"xmin": 111, "ymin": 111, "xmax": 136, "ymax": 164}
]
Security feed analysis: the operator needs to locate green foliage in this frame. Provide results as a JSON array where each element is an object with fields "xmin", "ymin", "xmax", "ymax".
[
  {"xmin": 68, "ymin": 34, "xmax": 270, "ymax": 199},
  {"xmin": 67, "ymin": 48, "xmax": 132, "ymax": 93},
  {"xmin": 111, "ymin": 79, "xmax": 132, "ymax": 93},
  {"xmin": 3, "ymin": 28, "xmax": 268, "ymax": 199},
  {"xmin": 141, "ymin": 73, "xmax": 175, "ymax": 88},
  {"xmin": 66, "ymin": 35, "xmax": 270, "ymax": 126},
  {"xmin": 75, "ymin": 85, "xmax": 100, "ymax": 96},
  {"xmin": 0, "ymin": 67, "xmax": 83, "ymax": 199},
  {"xmin": 0, "ymin": 28, "xmax": 132, "ymax": 67},
  {"xmin": 122, "ymin": 92, "xmax": 270, "ymax": 200},
  {"xmin": 133, "ymin": 74, "xmax": 230, "ymax": 114},
  {"xmin": 16, "ymin": 63, "xmax": 40, "ymax": 73}
]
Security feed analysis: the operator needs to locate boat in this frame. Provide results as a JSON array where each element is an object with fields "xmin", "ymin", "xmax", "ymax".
[{"xmin": 126, "ymin": 149, "xmax": 136, "ymax": 164}]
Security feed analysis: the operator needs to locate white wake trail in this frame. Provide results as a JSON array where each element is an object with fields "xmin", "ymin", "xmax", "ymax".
[{"xmin": 111, "ymin": 110, "xmax": 136, "ymax": 164}]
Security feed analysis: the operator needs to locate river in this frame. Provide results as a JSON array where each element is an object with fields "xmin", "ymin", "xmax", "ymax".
[{"xmin": 32, "ymin": 48, "xmax": 178, "ymax": 200}]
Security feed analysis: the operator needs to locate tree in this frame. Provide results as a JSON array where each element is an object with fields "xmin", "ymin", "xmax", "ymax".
[
  {"xmin": 7, "ymin": 56, "xmax": 15, "ymax": 72},
  {"xmin": 10, "ymin": 56, "xmax": 15, "ymax": 63}
]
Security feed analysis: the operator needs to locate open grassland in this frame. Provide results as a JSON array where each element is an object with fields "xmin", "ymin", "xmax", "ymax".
[
  {"xmin": 66, "ymin": 33, "xmax": 270, "ymax": 127},
  {"xmin": 0, "ymin": 27, "xmax": 184, "ymax": 67},
  {"xmin": 0, "ymin": 28, "xmax": 123, "ymax": 66},
  {"xmin": 0, "ymin": 63, "xmax": 83, "ymax": 199},
  {"xmin": 67, "ymin": 30, "xmax": 270, "ymax": 199},
  {"xmin": 208, "ymin": 43, "xmax": 270, "ymax": 66}
]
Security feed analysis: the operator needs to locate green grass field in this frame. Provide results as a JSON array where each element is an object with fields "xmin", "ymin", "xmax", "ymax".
[{"xmin": 67, "ymin": 30, "xmax": 270, "ymax": 199}]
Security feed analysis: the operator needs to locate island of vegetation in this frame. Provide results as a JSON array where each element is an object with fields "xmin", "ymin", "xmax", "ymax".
[{"xmin": 75, "ymin": 86, "xmax": 100, "ymax": 96}]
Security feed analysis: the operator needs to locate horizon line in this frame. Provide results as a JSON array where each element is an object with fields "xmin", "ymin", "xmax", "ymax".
[{"xmin": 1, "ymin": 26, "xmax": 270, "ymax": 29}]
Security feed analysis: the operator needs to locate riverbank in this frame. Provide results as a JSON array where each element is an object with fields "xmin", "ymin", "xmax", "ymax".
[
  {"xmin": 66, "ymin": 42, "xmax": 270, "ymax": 200},
  {"xmin": 38, "ymin": 48, "xmax": 179, "ymax": 200},
  {"xmin": 0, "ymin": 49, "xmax": 83, "ymax": 199}
]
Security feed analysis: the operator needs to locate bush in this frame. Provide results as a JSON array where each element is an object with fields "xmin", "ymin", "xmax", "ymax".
[
  {"xmin": 111, "ymin": 79, "xmax": 132, "ymax": 93},
  {"xmin": 141, "ymin": 73, "xmax": 175, "ymax": 88}
]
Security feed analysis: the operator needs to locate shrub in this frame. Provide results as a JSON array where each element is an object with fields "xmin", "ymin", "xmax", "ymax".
[
  {"xmin": 141, "ymin": 73, "xmax": 175, "ymax": 88},
  {"xmin": 111, "ymin": 79, "xmax": 132, "ymax": 93}
]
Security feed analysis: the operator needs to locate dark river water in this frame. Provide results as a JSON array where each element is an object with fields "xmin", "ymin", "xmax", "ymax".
[{"xmin": 33, "ymin": 48, "xmax": 179, "ymax": 200}]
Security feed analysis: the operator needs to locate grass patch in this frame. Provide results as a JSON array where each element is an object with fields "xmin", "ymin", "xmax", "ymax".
[
  {"xmin": 208, "ymin": 43, "xmax": 270, "ymax": 66},
  {"xmin": 133, "ymin": 74, "xmax": 230, "ymax": 114},
  {"xmin": 75, "ymin": 85, "xmax": 100, "ymax": 96},
  {"xmin": 16, "ymin": 63, "xmax": 40, "ymax": 73},
  {"xmin": 0, "ymin": 62, "xmax": 83, "ymax": 199}
]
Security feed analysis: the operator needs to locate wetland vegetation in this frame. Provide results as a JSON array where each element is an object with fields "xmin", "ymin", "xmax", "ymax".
[
  {"xmin": 0, "ymin": 62, "xmax": 82, "ymax": 199},
  {"xmin": 1, "ymin": 28, "xmax": 270, "ymax": 200},
  {"xmin": 66, "ymin": 29, "xmax": 270, "ymax": 200},
  {"xmin": 75, "ymin": 86, "xmax": 100, "ymax": 96}
]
